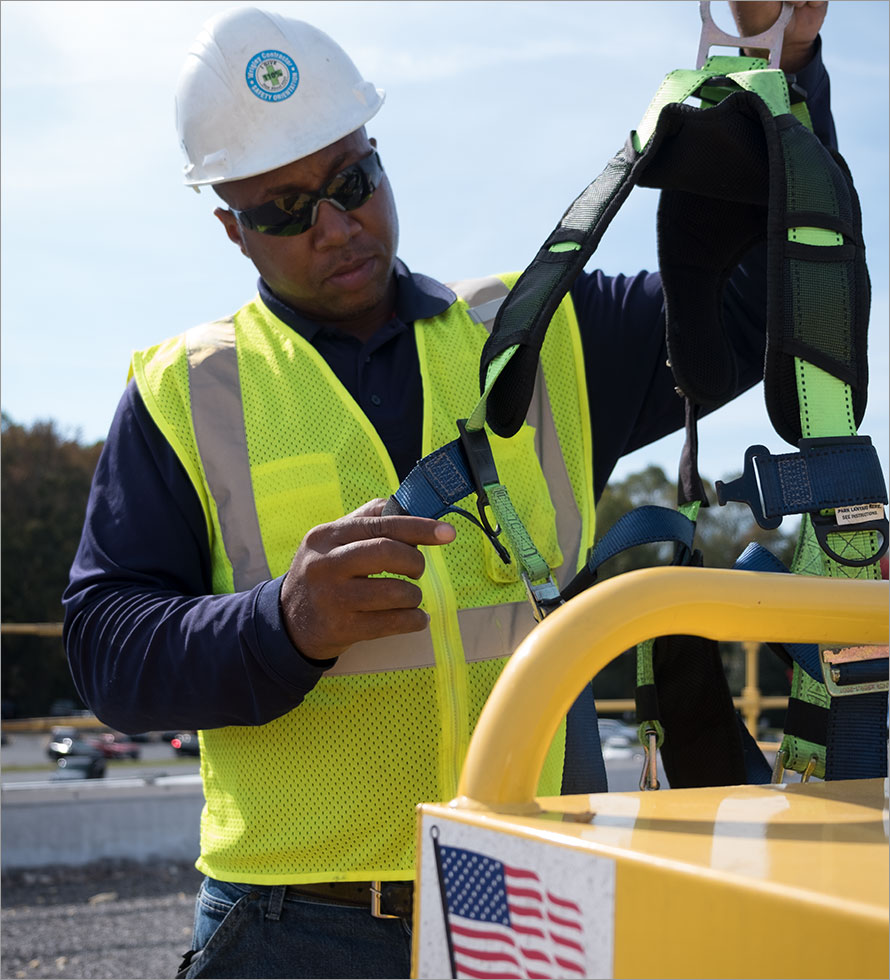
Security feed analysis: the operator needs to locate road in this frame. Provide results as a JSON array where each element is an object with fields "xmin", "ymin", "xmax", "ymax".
[
  {"xmin": 3, "ymin": 733, "xmax": 658, "ymax": 791},
  {"xmin": 1, "ymin": 734, "xmax": 200, "ymax": 785},
  {"xmin": 0, "ymin": 731, "xmax": 665, "ymax": 979}
]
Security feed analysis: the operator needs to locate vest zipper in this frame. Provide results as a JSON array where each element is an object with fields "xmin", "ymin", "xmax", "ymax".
[{"xmin": 423, "ymin": 544, "xmax": 469, "ymax": 800}]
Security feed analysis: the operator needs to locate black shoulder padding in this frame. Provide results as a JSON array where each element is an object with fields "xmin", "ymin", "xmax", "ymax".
[
  {"xmin": 653, "ymin": 633, "xmax": 748, "ymax": 788},
  {"xmin": 480, "ymin": 142, "xmax": 637, "ymax": 438},
  {"xmin": 643, "ymin": 93, "xmax": 775, "ymax": 413},
  {"xmin": 480, "ymin": 88, "xmax": 869, "ymax": 446},
  {"xmin": 646, "ymin": 92, "xmax": 869, "ymax": 443},
  {"xmin": 765, "ymin": 129, "xmax": 870, "ymax": 444}
]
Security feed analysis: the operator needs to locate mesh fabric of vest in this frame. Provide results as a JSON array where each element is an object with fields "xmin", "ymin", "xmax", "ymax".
[{"xmin": 130, "ymin": 282, "xmax": 592, "ymax": 884}]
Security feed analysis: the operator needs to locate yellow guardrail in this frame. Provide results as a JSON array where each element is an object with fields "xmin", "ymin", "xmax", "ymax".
[
  {"xmin": 457, "ymin": 567, "xmax": 888, "ymax": 811},
  {"xmin": 1, "ymin": 623, "xmax": 64, "ymax": 636}
]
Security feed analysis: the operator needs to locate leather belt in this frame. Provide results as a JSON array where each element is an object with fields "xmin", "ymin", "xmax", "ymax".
[{"xmin": 285, "ymin": 880, "xmax": 414, "ymax": 920}]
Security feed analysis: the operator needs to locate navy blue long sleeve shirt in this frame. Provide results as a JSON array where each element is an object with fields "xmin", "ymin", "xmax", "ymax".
[{"xmin": 63, "ymin": 46, "xmax": 836, "ymax": 735}]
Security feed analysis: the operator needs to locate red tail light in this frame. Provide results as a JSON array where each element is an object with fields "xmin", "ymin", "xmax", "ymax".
[{"xmin": 171, "ymin": 738, "xmax": 182, "ymax": 749}]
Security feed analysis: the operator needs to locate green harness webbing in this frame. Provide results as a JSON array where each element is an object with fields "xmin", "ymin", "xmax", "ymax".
[{"xmin": 385, "ymin": 13, "xmax": 887, "ymax": 784}]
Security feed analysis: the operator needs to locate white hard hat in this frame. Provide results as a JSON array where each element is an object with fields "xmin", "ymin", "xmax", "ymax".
[{"xmin": 175, "ymin": 6, "xmax": 385, "ymax": 187}]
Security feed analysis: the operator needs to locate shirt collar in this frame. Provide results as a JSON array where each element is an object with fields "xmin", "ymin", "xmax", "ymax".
[{"xmin": 257, "ymin": 259, "xmax": 456, "ymax": 341}]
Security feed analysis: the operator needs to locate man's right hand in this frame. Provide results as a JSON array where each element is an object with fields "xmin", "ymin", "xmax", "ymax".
[{"xmin": 280, "ymin": 498, "xmax": 456, "ymax": 662}]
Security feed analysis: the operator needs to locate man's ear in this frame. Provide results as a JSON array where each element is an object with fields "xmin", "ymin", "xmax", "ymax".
[{"xmin": 214, "ymin": 207, "xmax": 250, "ymax": 257}]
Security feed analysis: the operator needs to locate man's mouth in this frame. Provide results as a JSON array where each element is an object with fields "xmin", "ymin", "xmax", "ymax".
[{"xmin": 324, "ymin": 255, "xmax": 377, "ymax": 289}]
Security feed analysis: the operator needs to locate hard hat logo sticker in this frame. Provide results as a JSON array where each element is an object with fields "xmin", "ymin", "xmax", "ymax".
[{"xmin": 246, "ymin": 50, "xmax": 299, "ymax": 102}]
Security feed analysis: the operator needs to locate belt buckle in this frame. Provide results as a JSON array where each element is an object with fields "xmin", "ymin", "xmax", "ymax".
[
  {"xmin": 370, "ymin": 881, "xmax": 399, "ymax": 920},
  {"xmin": 820, "ymin": 644, "xmax": 889, "ymax": 697}
]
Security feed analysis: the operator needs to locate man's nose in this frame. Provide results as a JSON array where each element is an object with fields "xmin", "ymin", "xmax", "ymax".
[{"xmin": 312, "ymin": 199, "xmax": 360, "ymax": 247}]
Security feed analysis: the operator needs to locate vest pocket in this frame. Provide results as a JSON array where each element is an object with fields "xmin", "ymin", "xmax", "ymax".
[
  {"xmin": 251, "ymin": 454, "xmax": 344, "ymax": 576},
  {"xmin": 484, "ymin": 425, "xmax": 563, "ymax": 584}
]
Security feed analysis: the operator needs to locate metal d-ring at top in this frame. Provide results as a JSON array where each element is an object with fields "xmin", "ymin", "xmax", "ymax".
[{"xmin": 697, "ymin": 0, "xmax": 794, "ymax": 69}]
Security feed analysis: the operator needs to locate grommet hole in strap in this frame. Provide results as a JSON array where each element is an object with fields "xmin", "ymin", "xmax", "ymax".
[{"xmin": 812, "ymin": 511, "xmax": 888, "ymax": 567}]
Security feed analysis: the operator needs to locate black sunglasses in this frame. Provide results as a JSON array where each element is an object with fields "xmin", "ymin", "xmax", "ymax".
[{"xmin": 230, "ymin": 151, "xmax": 384, "ymax": 237}]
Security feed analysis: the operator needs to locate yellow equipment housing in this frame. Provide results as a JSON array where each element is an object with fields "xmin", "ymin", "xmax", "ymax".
[{"xmin": 412, "ymin": 568, "xmax": 889, "ymax": 979}]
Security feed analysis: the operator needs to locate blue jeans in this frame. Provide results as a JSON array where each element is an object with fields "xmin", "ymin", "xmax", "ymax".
[{"xmin": 178, "ymin": 878, "xmax": 412, "ymax": 979}]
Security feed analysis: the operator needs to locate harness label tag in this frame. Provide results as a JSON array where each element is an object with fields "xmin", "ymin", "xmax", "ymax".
[{"xmin": 834, "ymin": 503, "xmax": 886, "ymax": 526}]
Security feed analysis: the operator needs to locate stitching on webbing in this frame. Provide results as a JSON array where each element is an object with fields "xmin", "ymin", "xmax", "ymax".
[{"xmin": 424, "ymin": 449, "xmax": 469, "ymax": 501}]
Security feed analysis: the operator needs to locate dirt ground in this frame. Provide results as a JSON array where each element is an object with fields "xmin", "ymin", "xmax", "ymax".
[{"xmin": 1, "ymin": 859, "xmax": 204, "ymax": 980}]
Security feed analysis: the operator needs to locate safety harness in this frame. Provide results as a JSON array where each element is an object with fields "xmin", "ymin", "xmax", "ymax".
[{"xmin": 384, "ymin": 2, "xmax": 888, "ymax": 788}]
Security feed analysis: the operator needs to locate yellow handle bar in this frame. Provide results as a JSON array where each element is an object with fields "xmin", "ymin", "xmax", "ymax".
[{"xmin": 456, "ymin": 567, "xmax": 888, "ymax": 811}]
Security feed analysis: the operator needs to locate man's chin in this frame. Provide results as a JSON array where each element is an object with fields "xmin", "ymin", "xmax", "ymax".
[{"xmin": 320, "ymin": 271, "xmax": 395, "ymax": 323}]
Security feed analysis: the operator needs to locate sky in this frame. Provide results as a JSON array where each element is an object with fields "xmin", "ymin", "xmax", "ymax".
[{"xmin": 1, "ymin": 0, "xmax": 887, "ymax": 491}]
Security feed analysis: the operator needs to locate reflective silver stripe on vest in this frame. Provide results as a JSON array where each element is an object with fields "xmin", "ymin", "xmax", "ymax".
[
  {"xmin": 186, "ymin": 320, "xmax": 272, "ymax": 592},
  {"xmin": 450, "ymin": 277, "xmax": 583, "ymax": 587},
  {"xmin": 466, "ymin": 295, "xmax": 507, "ymax": 328},
  {"xmin": 324, "ymin": 601, "xmax": 532, "ymax": 675},
  {"xmin": 528, "ymin": 370, "xmax": 582, "ymax": 587},
  {"xmin": 451, "ymin": 274, "xmax": 509, "ymax": 331}
]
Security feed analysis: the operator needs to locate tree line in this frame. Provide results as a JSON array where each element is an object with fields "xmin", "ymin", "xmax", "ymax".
[
  {"xmin": 1, "ymin": 414, "xmax": 796, "ymax": 719},
  {"xmin": 2, "ymin": 414, "xmax": 103, "ymax": 717}
]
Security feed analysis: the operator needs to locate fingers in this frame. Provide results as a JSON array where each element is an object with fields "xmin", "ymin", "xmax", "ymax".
[
  {"xmin": 280, "ymin": 500, "xmax": 457, "ymax": 661},
  {"xmin": 332, "ymin": 536, "xmax": 429, "ymax": 580},
  {"xmin": 300, "ymin": 513, "xmax": 455, "ymax": 580},
  {"xmin": 324, "ymin": 510, "xmax": 457, "ymax": 551},
  {"xmin": 338, "ymin": 575, "xmax": 425, "ymax": 612}
]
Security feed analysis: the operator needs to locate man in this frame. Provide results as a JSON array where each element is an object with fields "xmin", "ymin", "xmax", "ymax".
[{"xmin": 64, "ymin": 2, "xmax": 831, "ymax": 977}]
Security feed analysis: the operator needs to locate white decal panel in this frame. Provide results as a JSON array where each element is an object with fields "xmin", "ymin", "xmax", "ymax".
[{"xmin": 415, "ymin": 815, "xmax": 615, "ymax": 979}]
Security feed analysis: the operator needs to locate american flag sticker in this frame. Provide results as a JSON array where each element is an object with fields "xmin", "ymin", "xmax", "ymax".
[{"xmin": 416, "ymin": 820, "xmax": 615, "ymax": 979}]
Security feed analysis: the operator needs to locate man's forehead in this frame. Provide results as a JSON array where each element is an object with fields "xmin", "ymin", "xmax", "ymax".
[{"xmin": 223, "ymin": 131, "xmax": 368, "ymax": 205}]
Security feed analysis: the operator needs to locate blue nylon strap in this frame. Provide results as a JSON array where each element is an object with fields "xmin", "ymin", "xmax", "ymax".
[
  {"xmin": 737, "ymin": 714, "xmax": 773, "ymax": 784},
  {"xmin": 717, "ymin": 438, "xmax": 887, "ymax": 528},
  {"xmin": 586, "ymin": 506, "xmax": 696, "ymax": 577},
  {"xmin": 733, "ymin": 543, "xmax": 821, "ymax": 681},
  {"xmin": 392, "ymin": 441, "xmax": 473, "ymax": 519},
  {"xmin": 833, "ymin": 658, "xmax": 889, "ymax": 686},
  {"xmin": 562, "ymin": 683, "xmax": 609, "ymax": 795},
  {"xmin": 825, "ymin": 691, "xmax": 889, "ymax": 780},
  {"xmin": 733, "ymin": 541, "xmax": 787, "ymax": 574},
  {"xmin": 757, "ymin": 440, "xmax": 887, "ymax": 518},
  {"xmin": 733, "ymin": 541, "xmax": 887, "ymax": 779}
]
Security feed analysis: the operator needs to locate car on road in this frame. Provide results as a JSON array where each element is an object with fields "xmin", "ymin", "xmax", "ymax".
[
  {"xmin": 47, "ymin": 729, "xmax": 141, "ymax": 761},
  {"xmin": 85, "ymin": 733, "xmax": 142, "ymax": 760},
  {"xmin": 170, "ymin": 732, "xmax": 200, "ymax": 757},
  {"xmin": 46, "ymin": 735, "xmax": 105, "ymax": 762}
]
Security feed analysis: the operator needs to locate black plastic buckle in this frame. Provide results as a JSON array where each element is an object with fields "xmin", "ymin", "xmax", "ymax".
[
  {"xmin": 456, "ymin": 419, "xmax": 511, "ymax": 565},
  {"xmin": 715, "ymin": 445, "xmax": 781, "ymax": 529}
]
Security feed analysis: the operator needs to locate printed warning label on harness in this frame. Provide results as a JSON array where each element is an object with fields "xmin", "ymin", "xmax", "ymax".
[{"xmin": 834, "ymin": 503, "xmax": 885, "ymax": 526}]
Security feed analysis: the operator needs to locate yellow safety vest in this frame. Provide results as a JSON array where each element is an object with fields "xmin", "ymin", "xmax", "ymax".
[{"xmin": 130, "ymin": 273, "xmax": 594, "ymax": 884}]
